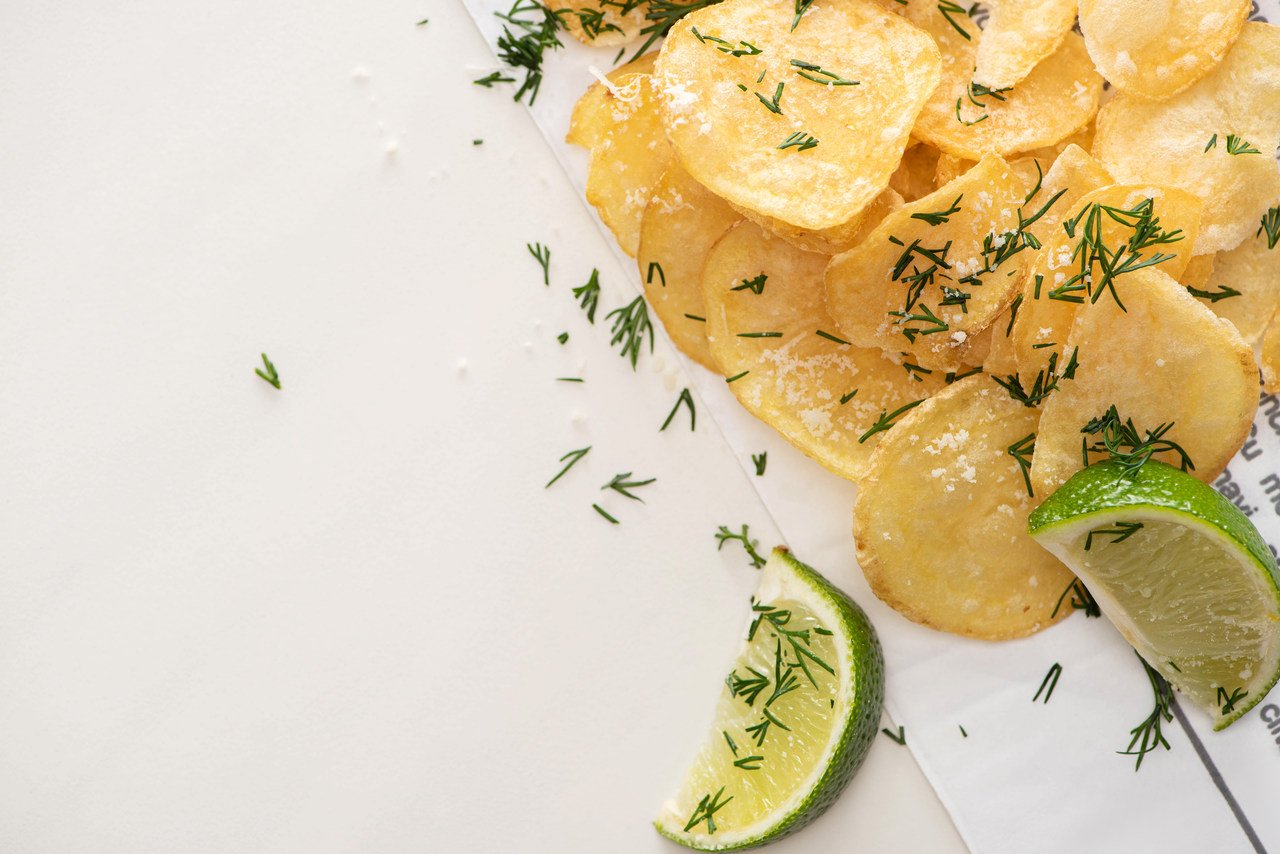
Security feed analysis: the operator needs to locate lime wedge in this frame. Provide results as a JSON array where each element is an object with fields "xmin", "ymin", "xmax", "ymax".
[
  {"xmin": 1029, "ymin": 460, "xmax": 1280, "ymax": 730},
  {"xmin": 654, "ymin": 548, "xmax": 883, "ymax": 850}
]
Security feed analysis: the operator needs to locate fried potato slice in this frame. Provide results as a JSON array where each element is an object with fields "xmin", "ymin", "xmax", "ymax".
[
  {"xmin": 1263, "ymin": 310, "xmax": 1280, "ymax": 394},
  {"xmin": 1179, "ymin": 253, "xmax": 1215, "ymax": 289},
  {"xmin": 734, "ymin": 186, "xmax": 904, "ymax": 254},
  {"xmin": 972, "ymin": 0, "xmax": 1079, "ymax": 91},
  {"xmin": 1192, "ymin": 225, "xmax": 1280, "ymax": 345},
  {"xmin": 853, "ymin": 374, "xmax": 1075, "ymax": 640},
  {"xmin": 656, "ymin": 0, "xmax": 940, "ymax": 231},
  {"xmin": 1030, "ymin": 266, "xmax": 1258, "ymax": 498},
  {"xmin": 638, "ymin": 163, "xmax": 744, "ymax": 371},
  {"xmin": 899, "ymin": 3, "xmax": 1101, "ymax": 160},
  {"xmin": 703, "ymin": 221, "xmax": 947, "ymax": 481},
  {"xmin": 890, "ymin": 142, "xmax": 942, "ymax": 202},
  {"xmin": 547, "ymin": 0, "xmax": 647, "ymax": 47},
  {"xmin": 570, "ymin": 72, "xmax": 673, "ymax": 256},
  {"xmin": 1078, "ymin": 0, "xmax": 1251, "ymax": 100},
  {"xmin": 1092, "ymin": 23, "xmax": 1280, "ymax": 255},
  {"xmin": 1011, "ymin": 184, "xmax": 1203, "ymax": 377},
  {"xmin": 566, "ymin": 53, "xmax": 658, "ymax": 149},
  {"xmin": 826, "ymin": 154, "xmax": 1031, "ymax": 371}
]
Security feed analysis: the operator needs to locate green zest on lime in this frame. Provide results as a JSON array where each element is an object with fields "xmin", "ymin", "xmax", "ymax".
[
  {"xmin": 654, "ymin": 548, "xmax": 884, "ymax": 850},
  {"xmin": 1029, "ymin": 460, "xmax": 1280, "ymax": 730}
]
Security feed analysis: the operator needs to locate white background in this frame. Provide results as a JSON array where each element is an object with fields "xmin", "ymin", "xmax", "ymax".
[{"xmin": 0, "ymin": 2, "xmax": 965, "ymax": 850}]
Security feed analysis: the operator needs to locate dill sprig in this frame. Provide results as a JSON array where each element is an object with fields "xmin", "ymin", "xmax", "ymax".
[
  {"xmin": 1007, "ymin": 433, "xmax": 1035, "ymax": 498},
  {"xmin": 1057, "ymin": 197, "xmax": 1184, "ymax": 311},
  {"xmin": 791, "ymin": 0, "xmax": 815, "ymax": 30},
  {"xmin": 954, "ymin": 77, "xmax": 1010, "ymax": 126},
  {"xmin": 1218, "ymin": 686, "xmax": 1248, "ymax": 716},
  {"xmin": 726, "ymin": 666, "xmax": 770, "ymax": 705},
  {"xmin": 1226, "ymin": 134, "xmax": 1261, "ymax": 155},
  {"xmin": 725, "ymin": 369, "xmax": 750, "ymax": 383},
  {"xmin": 937, "ymin": 1, "xmax": 972, "ymax": 39},
  {"xmin": 778, "ymin": 131, "xmax": 819, "ymax": 151},
  {"xmin": 552, "ymin": 6, "xmax": 623, "ymax": 39},
  {"xmin": 1186, "ymin": 284, "xmax": 1241, "ymax": 303},
  {"xmin": 1258, "ymin": 205, "xmax": 1280, "ymax": 249},
  {"xmin": 1080, "ymin": 405, "xmax": 1194, "ymax": 478},
  {"xmin": 661, "ymin": 388, "xmax": 696, "ymax": 432},
  {"xmin": 732, "ymin": 273, "xmax": 767, "ymax": 294},
  {"xmin": 715, "ymin": 524, "xmax": 766, "ymax": 568},
  {"xmin": 1120, "ymin": 653, "xmax": 1173, "ymax": 771},
  {"xmin": 1051, "ymin": 577, "xmax": 1101, "ymax": 619},
  {"xmin": 683, "ymin": 787, "xmax": 733, "ymax": 834},
  {"xmin": 911, "ymin": 195, "xmax": 963, "ymax": 226},
  {"xmin": 752, "ymin": 452, "xmax": 767, "ymax": 476},
  {"xmin": 888, "ymin": 303, "xmax": 949, "ymax": 342},
  {"xmin": 881, "ymin": 725, "xmax": 906, "ymax": 745},
  {"xmin": 815, "ymin": 329, "xmax": 851, "ymax": 345},
  {"xmin": 859, "ymin": 399, "xmax": 924, "ymax": 443},
  {"xmin": 545, "ymin": 446, "xmax": 591, "ymax": 488},
  {"xmin": 630, "ymin": 0, "xmax": 724, "ymax": 61},
  {"xmin": 647, "ymin": 261, "xmax": 666, "ymax": 288},
  {"xmin": 992, "ymin": 347, "xmax": 1077, "ymax": 408},
  {"xmin": 754, "ymin": 81, "xmax": 785, "ymax": 115},
  {"xmin": 602, "ymin": 471, "xmax": 656, "ymax": 501},
  {"xmin": 606, "ymin": 296, "xmax": 655, "ymax": 369},
  {"xmin": 573, "ymin": 269, "xmax": 601, "ymax": 322},
  {"xmin": 748, "ymin": 603, "xmax": 835, "ymax": 688},
  {"xmin": 254, "ymin": 353, "xmax": 281, "ymax": 390},
  {"xmin": 790, "ymin": 59, "xmax": 858, "ymax": 86},
  {"xmin": 493, "ymin": 0, "xmax": 564, "ymax": 105},
  {"xmin": 733, "ymin": 755, "xmax": 764, "ymax": 770},
  {"xmin": 527, "ymin": 241, "xmax": 551, "ymax": 285},
  {"xmin": 1084, "ymin": 521, "xmax": 1143, "ymax": 550},
  {"xmin": 1034, "ymin": 662, "xmax": 1062, "ymax": 703},
  {"xmin": 592, "ymin": 503, "xmax": 620, "ymax": 524},
  {"xmin": 737, "ymin": 331, "xmax": 782, "ymax": 338},
  {"xmin": 473, "ymin": 71, "xmax": 516, "ymax": 88},
  {"xmin": 691, "ymin": 26, "xmax": 761, "ymax": 55}
]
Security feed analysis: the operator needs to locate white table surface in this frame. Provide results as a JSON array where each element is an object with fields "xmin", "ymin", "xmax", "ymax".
[{"xmin": 0, "ymin": 2, "xmax": 966, "ymax": 850}]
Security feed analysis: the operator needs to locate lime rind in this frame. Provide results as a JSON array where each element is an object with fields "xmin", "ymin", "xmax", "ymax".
[
  {"xmin": 654, "ymin": 548, "xmax": 884, "ymax": 850},
  {"xmin": 1029, "ymin": 460, "xmax": 1280, "ymax": 730}
]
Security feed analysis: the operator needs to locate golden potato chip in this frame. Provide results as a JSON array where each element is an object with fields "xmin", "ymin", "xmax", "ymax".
[
  {"xmin": 890, "ymin": 142, "xmax": 942, "ymax": 202},
  {"xmin": 655, "ymin": 0, "xmax": 940, "ymax": 231},
  {"xmin": 1263, "ymin": 311, "xmax": 1280, "ymax": 394},
  {"xmin": 569, "ymin": 73, "xmax": 673, "ymax": 256},
  {"xmin": 1030, "ymin": 266, "xmax": 1258, "ymax": 498},
  {"xmin": 899, "ymin": 2, "xmax": 1102, "ymax": 160},
  {"xmin": 1179, "ymin": 253, "xmax": 1216, "ymax": 289},
  {"xmin": 703, "ymin": 221, "xmax": 948, "ymax": 481},
  {"xmin": 973, "ymin": 0, "xmax": 1079, "ymax": 91},
  {"xmin": 566, "ymin": 53, "xmax": 658, "ymax": 149},
  {"xmin": 1191, "ymin": 224, "xmax": 1280, "ymax": 345},
  {"xmin": 1092, "ymin": 23, "xmax": 1280, "ymax": 255},
  {"xmin": 548, "ymin": 0, "xmax": 648, "ymax": 47},
  {"xmin": 637, "ymin": 163, "xmax": 744, "ymax": 371},
  {"xmin": 853, "ymin": 374, "xmax": 1075, "ymax": 640},
  {"xmin": 1079, "ymin": 0, "xmax": 1251, "ymax": 99},
  {"xmin": 826, "ymin": 154, "xmax": 1032, "ymax": 371},
  {"xmin": 733, "ymin": 187, "xmax": 904, "ymax": 254},
  {"xmin": 1011, "ymin": 184, "xmax": 1203, "ymax": 377}
]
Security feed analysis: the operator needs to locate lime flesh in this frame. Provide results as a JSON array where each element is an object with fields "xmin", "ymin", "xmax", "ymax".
[
  {"xmin": 654, "ymin": 549, "xmax": 883, "ymax": 850},
  {"xmin": 1029, "ymin": 460, "xmax": 1280, "ymax": 729}
]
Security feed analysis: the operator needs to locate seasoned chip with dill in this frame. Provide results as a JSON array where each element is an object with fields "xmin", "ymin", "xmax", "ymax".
[
  {"xmin": 702, "ymin": 221, "xmax": 946, "ymax": 482},
  {"xmin": 546, "ymin": 0, "xmax": 647, "ymax": 47},
  {"xmin": 854, "ymin": 374, "xmax": 1076, "ymax": 640},
  {"xmin": 655, "ymin": 0, "xmax": 940, "ymax": 233},
  {"xmin": 1030, "ymin": 266, "xmax": 1258, "ymax": 498}
]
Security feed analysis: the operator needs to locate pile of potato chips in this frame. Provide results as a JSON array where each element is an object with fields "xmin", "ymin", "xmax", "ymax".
[{"xmin": 567, "ymin": 0, "xmax": 1279, "ymax": 640}]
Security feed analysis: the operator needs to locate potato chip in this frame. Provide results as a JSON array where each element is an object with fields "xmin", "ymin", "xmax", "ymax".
[
  {"xmin": 1179, "ymin": 253, "xmax": 1215, "ymax": 289},
  {"xmin": 1030, "ymin": 266, "xmax": 1258, "ymax": 498},
  {"xmin": 1263, "ymin": 311, "xmax": 1280, "ymax": 394},
  {"xmin": 1011, "ymin": 184, "xmax": 1203, "ymax": 377},
  {"xmin": 1092, "ymin": 23, "xmax": 1280, "ymax": 255},
  {"xmin": 655, "ymin": 0, "xmax": 940, "ymax": 231},
  {"xmin": 853, "ymin": 374, "xmax": 1075, "ymax": 640},
  {"xmin": 702, "ymin": 221, "xmax": 947, "ymax": 481},
  {"xmin": 899, "ymin": 2, "xmax": 1102, "ymax": 161},
  {"xmin": 825, "ymin": 154, "xmax": 1032, "ymax": 371},
  {"xmin": 566, "ymin": 53, "xmax": 658, "ymax": 149},
  {"xmin": 638, "ymin": 163, "xmax": 744, "ymax": 371},
  {"xmin": 734, "ymin": 186, "xmax": 904, "ymax": 254},
  {"xmin": 547, "ymin": 0, "xmax": 647, "ymax": 47},
  {"xmin": 972, "ymin": 0, "xmax": 1079, "ymax": 91},
  {"xmin": 569, "ymin": 72, "xmax": 674, "ymax": 256},
  {"xmin": 890, "ymin": 142, "xmax": 942, "ymax": 202},
  {"xmin": 1078, "ymin": 0, "xmax": 1252, "ymax": 100},
  {"xmin": 1191, "ymin": 225, "xmax": 1280, "ymax": 345}
]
